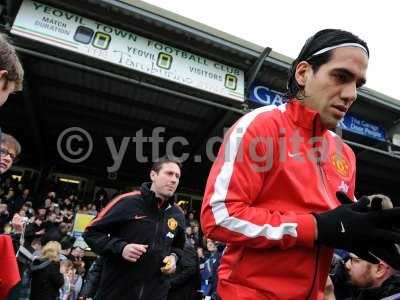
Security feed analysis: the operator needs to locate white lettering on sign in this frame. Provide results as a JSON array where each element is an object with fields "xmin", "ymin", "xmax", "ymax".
[
  {"xmin": 253, "ymin": 86, "xmax": 284, "ymax": 106},
  {"xmin": 12, "ymin": 0, "xmax": 244, "ymax": 101}
]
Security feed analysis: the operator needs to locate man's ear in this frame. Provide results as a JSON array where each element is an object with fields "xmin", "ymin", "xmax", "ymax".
[
  {"xmin": 150, "ymin": 170, "xmax": 156, "ymax": 181},
  {"xmin": 294, "ymin": 61, "xmax": 311, "ymax": 88},
  {"xmin": 0, "ymin": 70, "xmax": 8, "ymax": 90},
  {"xmin": 374, "ymin": 262, "xmax": 390, "ymax": 279},
  {"xmin": 0, "ymin": 70, "xmax": 8, "ymax": 79}
]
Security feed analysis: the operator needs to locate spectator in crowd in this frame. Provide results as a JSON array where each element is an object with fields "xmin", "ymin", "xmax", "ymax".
[
  {"xmin": 41, "ymin": 212, "xmax": 63, "ymax": 245},
  {"xmin": 63, "ymin": 209, "xmax": 74, "ymax": 223},
  {"xmin": 185, "ymin": 225, "xmax": 195, "ymax": 247},
  {"xmin": 168, "ymin": 237, "xmax": 201, "ymax": 300},
  {"xmin": 21, "ymin": 188, "xmax": 33, "ymax": 204},
  {"xmin": 31, "ymin": 238, "xmax": 42, "ymax": 256},
  {"xmin": 83, "ymin": 157, "xmax": 186, "ymax": 300},
  {"xmin": 68, "ymin": 245, "xmax": 85, "ymax": 263},
  {"xmin": 196, "ymin": 246, "xmax": 206, "ymax": 265},
  {"xmin": 187, "ymin": 210, "xmax": 199, "ymax": 228},
  {"xmin": 0, "ymin": 133, "xmax": 21, "ymax": 176},
  {"xmin": 0, "ymin": 203, "xmax": 10, "ymax": 233},
  {"xmin": 78, "ymin": 205, "xmax": 88, "ymax": 214},
  {"xmin": 29, "ymin": 216, "xmax": 45, "ymax": 237},
  {"xmin": 1, "ymin": 186, "xmax": 15, "ymax": 203},
  {"xmin": 60, "ymin": 237, "xmax": 75, "ymax": 260},
  {"xmin": 86, "ymin": 204, "xmax": 97, "ymax": 216},
  {"xmin": 200, "ymin": 240, "xmax": 223, "ymax": 300},
  {"xmin": 94, "ymin": 188, "xmax": 108, "ymax": 210},
  {"xmin": 79, "ymin": 256, "xmax": 104, "ymax": 300},
  {"xmin": 191, "ymin": 223, "xmax": 202, "ymax": 248},
  {"xmin": 59, "ymin": 259, "xmax": 83, "ymax": 300},
  {"xmin": 61, "ymin": 197, "xmax": 74, "ymax": 211},
  {"xmin": 30, "ymin": 241, "xmax": 64, "ymax": 300},
  {"xmin": 8, "ymin": 188, "xmax": 30, "ymax": 218},
  {"xmin": 21, "ymin": 201, "xmax": 34, "ymax": 219},
  {"xmin": 344, "ymin": 253, "xmax": 400, "ymax": 300},
  {"xmin": 73, "ymin": 260, "xmax": 86, "ymax": 279},
  {"xmin": 8, "ymin": 189, "xmax": 34, "ymax": 219},
  {"xmin": 36, "ymin": 207, "xmax": 47, "ymax": 220},
  {"xmin": 44, "ymin": 198, "xmax": 53, "ymax": 209}
]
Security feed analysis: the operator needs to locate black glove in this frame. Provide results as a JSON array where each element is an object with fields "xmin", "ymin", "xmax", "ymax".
[
  {"xmin": 314, "ymin": 195, "xmax": 400, "ymax": 254},
  {"xmin": 336, "ymin": 192, "xmax": 392, "ymax": 212},
  {"xmin": 336, "ymin": 192, "xmax": 400, "ymax": 270}
]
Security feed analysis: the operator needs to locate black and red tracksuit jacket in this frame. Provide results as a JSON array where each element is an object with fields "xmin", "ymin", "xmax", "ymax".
[{"xmin": 83, "ymin": 182, "xmax": 185, "ymax": 300}]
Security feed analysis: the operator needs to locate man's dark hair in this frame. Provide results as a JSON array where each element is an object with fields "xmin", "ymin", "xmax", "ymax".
[
  {"xmin": 0, "ymin": 34, "xmax": 24, "ymax": 91},
  {"xmin": 287, "ymin": 29, "xmax": 369, "ymax": 99},
  {"xmin": 151, "ymin": 156, "xmax": 182, "ymax": 173}
]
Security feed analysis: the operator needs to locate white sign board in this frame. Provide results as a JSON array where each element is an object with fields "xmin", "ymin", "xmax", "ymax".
[{"xmin": 11, "ymin": 0, "xmax": 245, "ymax": 101}]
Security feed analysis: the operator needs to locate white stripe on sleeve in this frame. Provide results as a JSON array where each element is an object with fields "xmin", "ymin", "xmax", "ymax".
[{"xmin": 210, "ymin": 103, "xmax": 298, "ymax": 240}]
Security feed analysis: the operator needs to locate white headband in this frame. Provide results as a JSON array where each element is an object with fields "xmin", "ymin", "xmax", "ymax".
[{"xmin": 311, "ymin": 42, "xmax": 368, "ymax": 57}]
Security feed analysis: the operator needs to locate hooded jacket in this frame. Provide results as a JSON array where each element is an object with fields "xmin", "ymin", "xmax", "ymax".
[
  {"xmin": 353, "ymin": 274, "xmax": 400, "ymax": 300},
  {"xmin": 29, "ymin": 258, "xmax": 63, "ymax": 300}
]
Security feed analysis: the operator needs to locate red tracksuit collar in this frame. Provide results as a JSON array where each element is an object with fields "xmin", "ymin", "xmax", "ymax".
[{"xmin": 287, "ymin": 99, "xmax": 327, "ymax": 134}]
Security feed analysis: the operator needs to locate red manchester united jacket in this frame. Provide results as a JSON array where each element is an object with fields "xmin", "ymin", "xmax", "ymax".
[{"xmin": 201, "ymin": 100, "xmax": 356, "ymax": 300}]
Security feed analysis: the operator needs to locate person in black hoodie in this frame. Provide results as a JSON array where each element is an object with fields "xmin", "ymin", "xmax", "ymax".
[
  {"xmin": 168, "ymin": 231, "xmax": 201, "ymax": 300},
  {"xmin": 30, "ymin": 241, "xmax": 64, "ymax": 300},
  {"xmin": 78, "ymin": 256, "xmax": 104, "ymax": 299},
  {"xmin": 83, "ymin": 157, "xmax": 185, "ymax": 300},
  {"xmin": 0, "ymin": 203, "xmax": 10, "ymax": 233}
]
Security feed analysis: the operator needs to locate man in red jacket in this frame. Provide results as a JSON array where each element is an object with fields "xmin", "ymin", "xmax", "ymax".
[{"xmin": 201, "ymin": 29, "xmax": 400, "ymax": 300}]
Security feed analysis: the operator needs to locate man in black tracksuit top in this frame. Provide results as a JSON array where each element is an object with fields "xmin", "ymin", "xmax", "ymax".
[{"xmin": 83, "ymin": 158, "xmax": 185, "ymax": 300}]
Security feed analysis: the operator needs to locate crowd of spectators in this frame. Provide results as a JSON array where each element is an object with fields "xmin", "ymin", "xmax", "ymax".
[{"xmin": 0, "ymin": 174, "xmax": 222, "ymax": 300}]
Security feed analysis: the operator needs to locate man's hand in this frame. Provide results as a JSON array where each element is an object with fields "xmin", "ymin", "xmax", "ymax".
[
  {"xmin": 315, "ymin": 193, "xmax": 400, "ymax": 252},
  {"xmin": 11, "ymin": 213, "xmax": 24, "ymax": 233},
  {"xmin": 336, "ymin": 192, "xmax": 400, "ymax": 270},
  {"xmin": 35, "ymin": 229, "xmax": 45, "ymax": 235},
  {"xmin": 324, "ymin": 276, "xmax": 336, "ymax": 300},
  {"xmin": 60, "ymin": 262, "xmax": 68, "ymax": 274},
  {"xmin": 121, "ymin": 243, "xmax": 148, "ymax": 262},
  {"xmin": 160, "ymin": 254, "xmax": 177, "ymax": 275}
]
